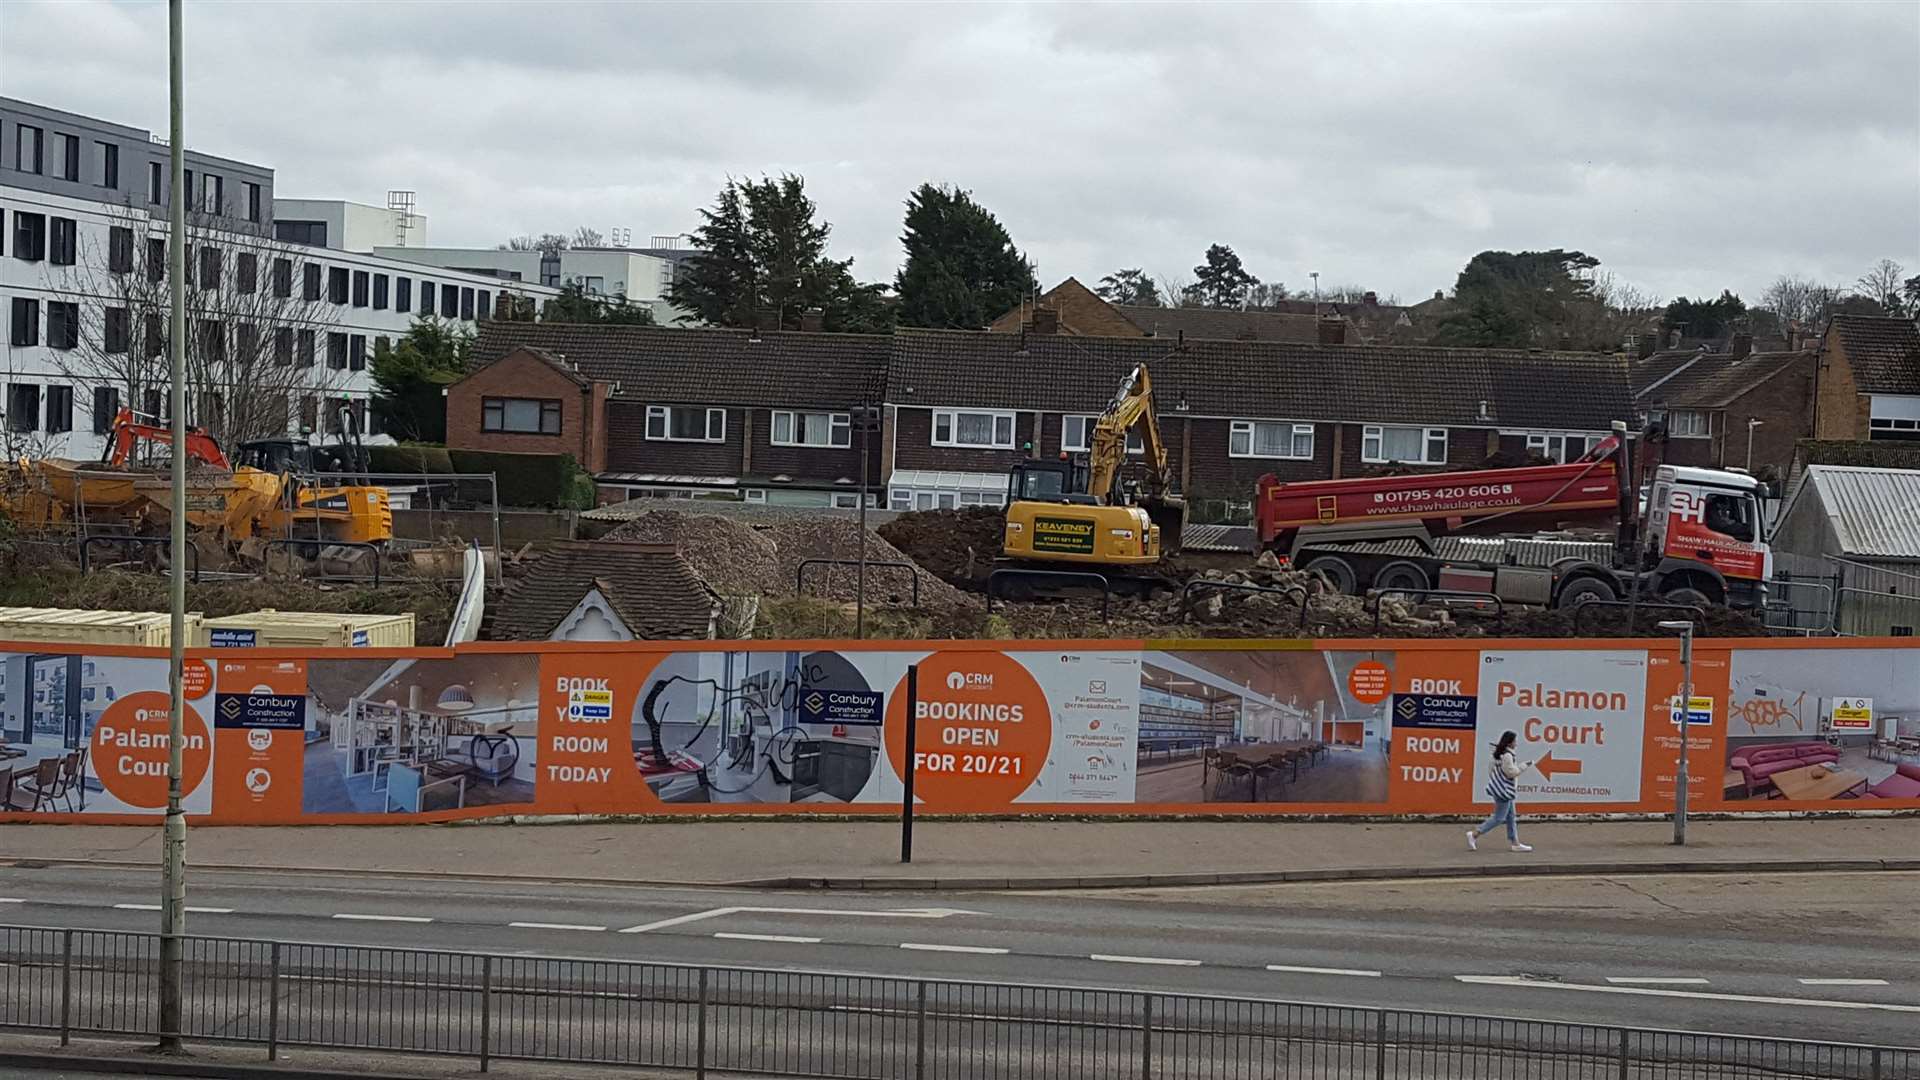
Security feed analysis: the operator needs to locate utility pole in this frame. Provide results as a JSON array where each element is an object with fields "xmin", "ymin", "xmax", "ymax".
[
  {"xmin": 855, "ymin": 402, "xmax": 872, "ymax": 639},
  {"xmin": 1659, "ymin": 620, "xmax": 1695, "ymax": 847},
  {"xmin": 158, "ymin": 0, "xmax": 189, "ymax": 1053}
]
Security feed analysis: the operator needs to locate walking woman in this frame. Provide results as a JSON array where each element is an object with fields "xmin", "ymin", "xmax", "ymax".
[{"xmin": 1468, "ymin": 730, "xmax": 1533, "ymax": 852}]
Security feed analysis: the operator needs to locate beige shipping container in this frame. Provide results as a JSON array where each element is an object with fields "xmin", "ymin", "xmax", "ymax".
[
  {"xmin": 0, "ymin": 607, "xmax": 201, "ymax": 648},
  {"xmin": 196, "ymin": 609, "xmax": 416, "ymax": 650}
]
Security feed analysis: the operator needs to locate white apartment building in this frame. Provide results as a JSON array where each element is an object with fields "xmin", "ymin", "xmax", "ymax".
[
  {"xmin": 374, "ymin": 243, "xmax": 696, "ymax": 326},
  {"xmin": 1, "ymin": 97, "xmax": 555, "ymax": 460}
]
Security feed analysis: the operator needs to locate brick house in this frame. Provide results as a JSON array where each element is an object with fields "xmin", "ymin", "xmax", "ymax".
[
  {"xmin": 883, "ymin": 329, "xmax": 1629, "ymax": 514},
  {"xmin": 1630, "ymin": 345, "xmax": 1816, "ymax": 479},
  {"xmin": 445, "ymin": 345, "xmax": 611, "ymax": 473},
  {"xmin": 468, "ymin": 322, "xmax": 888, "ymax": 507},
  {"xmin": 1812, "ymin": 315, "xmax": 1920, "ymax": 442},
  {"xmin": 987, "ymin": 277, "xmax": 1356, "ymax": 344}
]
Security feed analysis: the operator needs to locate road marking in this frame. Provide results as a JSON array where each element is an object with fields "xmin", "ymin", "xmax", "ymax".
[
  {"xmin": 714, "ymin": 932, "xmax": 821, "ymax": 944},
  {"xmin": 113, "ymin": 903, "xmax": 233, "ymax": 914},
  {"xmin": 1800, "ymin": 978, "xmax": 1890, "ymax": 987},
  {"xmin": 618, "ymin": 905, "xmax": 976, "ymax": 935},
  {"xmin": 1266, "ymin": 964, "xmax": 1381, "ymax": 978},
  {"xmin": 332, "ymin": 913, "xmax": 433, "ymax": 923},
  {"xmin": 1091, "ymin": 954, "xmax": 1202, "ymax": 967},
  {"xmin": 1455, "ymin": 976, "xmax": 1920, "ymax": 1014},
  {"xmin": 1605, "ymin": 977, "xmax": 1709, "ymax": 985},
  {"xmin": 0, "ymin": 899, "xmax": 25, "ymax": 904},
  {"xmin": 901, "ymin": 943, "xmax": 1011, "ymax": 955},
  {"xmin": 509, "ymin": 922, "xmax": 607, "ymax": 932}
]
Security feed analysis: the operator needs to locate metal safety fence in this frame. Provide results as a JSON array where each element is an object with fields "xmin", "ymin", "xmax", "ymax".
[{"xmin": 0, "ymin": 924, "xmax": 1914, "ymax": 1079}]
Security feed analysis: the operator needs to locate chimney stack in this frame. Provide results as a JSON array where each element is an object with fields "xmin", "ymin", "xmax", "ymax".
[
  {"xmin": 753, "ymin": 308, "xmax": 781, "ymax": 332},
  {"xmin": 799, "ymin": 307, "xmax": 825, "ymax": 332},
  {"xmin": 1362, "ymin": 291, "xmax": 1378, "ymax": 306},
  {"xmin": 1729, "ymin": 332, "xmax": 1753, "ymax": 359},
  {"xmin": 1032, "ymin": 306, "xmax": 1060, "ymax": 335},
  {"xmin": 1318, "ymin": 317, "xmax": 1347, "ymax": 345}
]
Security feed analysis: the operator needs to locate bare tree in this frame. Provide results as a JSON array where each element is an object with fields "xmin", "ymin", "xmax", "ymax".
[
  {"xmin": 1758, "ymin": 274, "xmax": 1845, "ymax": 329},
  {"xmin": 47, "ymin": 200, "xmax": 352, "ymax": 450},
  {"xmin": 570, "ymin": 226, "xmax": 606, "ymax": 248},
  {"xmin": 1857, "ymin": 258, "xmax": 1909, "ymax": 318}
]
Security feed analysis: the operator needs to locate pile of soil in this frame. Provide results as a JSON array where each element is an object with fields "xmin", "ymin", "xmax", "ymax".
[
  {"xmin": 600, "ymin": 510, "xmax": 786, "ymax": 597},
  {"xmin": 877, "ymin": 508, "xmax": 1005, "ymax": 590},
  {"xmin": 760, "ymin": 517, "xmax": 972, "ymax": 608}
]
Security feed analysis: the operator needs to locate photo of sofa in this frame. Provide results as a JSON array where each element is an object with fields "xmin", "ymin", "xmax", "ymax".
[
  {"xmin": 1728, "ymin": 741, "xmax": 1841, "ymax": 796},
  {"xmin": 1864, "ymin": 764, "xmax": 1920, "ymax": 800}
]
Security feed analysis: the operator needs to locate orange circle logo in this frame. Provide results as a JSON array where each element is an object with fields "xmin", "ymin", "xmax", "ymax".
[
  {"xmin": 1347, "ymin": 660, "xmax": 1391, "ymax": 705},
  {"xmin": 886, "ymin": 652, "xmax": 1050, "ymax": 809},
  {"xmin": 90, "ymin": 691, "xmax": 211, "ymax": 809},
  {"xmin": 179, "ymin": 660, "xmax": 213, "ymax": 700}
]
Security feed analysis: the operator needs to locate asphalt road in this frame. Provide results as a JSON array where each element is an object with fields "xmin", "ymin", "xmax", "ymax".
[{"xmin": 0, "ymin": 863, "xmax": 1913, "ymax": 1050}]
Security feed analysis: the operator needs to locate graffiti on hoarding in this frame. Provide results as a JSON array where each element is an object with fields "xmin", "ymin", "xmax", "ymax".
[{"xmin": 1731, "ymin": 690, "xmax": 1808, "ymax": 733}]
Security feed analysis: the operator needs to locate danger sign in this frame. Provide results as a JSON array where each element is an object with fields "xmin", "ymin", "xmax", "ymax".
[{"xmin": 1831, "ymin": 697, "xmax": 1874, "ymax": 731}]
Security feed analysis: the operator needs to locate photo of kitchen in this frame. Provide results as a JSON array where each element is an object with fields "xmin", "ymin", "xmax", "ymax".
[
  {"xmin": 303, "ymin": 655, "xmax": 540, "ymax": 814},
  {"xmin": 1723, "ymin": 648, "xmax": 1920, "ymax": 803},
  {"xmin": 630, "ymin": 649, "xmax": 885, "ymax": 805},
  {"xmin": 0, "ymin": 651, "xmax": 167, "ymax": 815},
  {"xmin": 1134, "ymin": 649, "xmax": 1390, "ymax": 805}
]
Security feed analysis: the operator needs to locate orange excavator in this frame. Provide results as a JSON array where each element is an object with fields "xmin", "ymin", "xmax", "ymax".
[{"xmin": 101, "ymin": 408, "xmax": 231, "ymax": 470}]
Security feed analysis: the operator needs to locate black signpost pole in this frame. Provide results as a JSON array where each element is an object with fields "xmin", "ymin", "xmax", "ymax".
[{"xmin": 901, "ymin": 664, "xmax": 918, "ymax": 864}]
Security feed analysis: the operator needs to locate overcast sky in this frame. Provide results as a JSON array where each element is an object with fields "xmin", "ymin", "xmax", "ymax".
[{"xmin": 5, "ymin": 0, "xmax": 1916, "ymax": 307}]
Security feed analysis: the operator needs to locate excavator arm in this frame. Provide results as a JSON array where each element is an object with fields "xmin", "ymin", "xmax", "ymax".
[
  {"xmin": 1086, "ymin": 363, "xmax": 1185, "ymax": 551},
  {"xmin": 102, "ymin": 408, "xmax": 231, "ymax": 470}
]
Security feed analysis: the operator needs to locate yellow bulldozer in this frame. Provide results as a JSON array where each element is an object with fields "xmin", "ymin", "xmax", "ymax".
[{"xmin": 1001, "ymin": 362, "xmax": 1186, "ymax": 573}]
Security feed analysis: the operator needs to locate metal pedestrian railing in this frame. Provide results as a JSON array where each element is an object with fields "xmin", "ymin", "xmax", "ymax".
[{"xmin": 0, "ymin": 924, "xmax": 1914, "ymax": 1078}]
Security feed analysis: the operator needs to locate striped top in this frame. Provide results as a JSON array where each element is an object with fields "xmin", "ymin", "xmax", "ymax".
[{"xmin": 1485, "ymin": 752, "xmax": 1519, "ymax": 801}]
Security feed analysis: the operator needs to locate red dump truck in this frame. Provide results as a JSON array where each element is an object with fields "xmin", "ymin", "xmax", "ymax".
[{"xmin": 1253, "ymin": 421, "xmax": 1772, "ymax": 610}]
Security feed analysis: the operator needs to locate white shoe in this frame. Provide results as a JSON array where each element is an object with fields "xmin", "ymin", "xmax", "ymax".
[
  {"xmin": 1510, "ymin": 843, "xmax": 1533, "ymax": 853},
  {"xmin": 1465, "ymin": 831, "xmax": 1477, "ymax": 851}
]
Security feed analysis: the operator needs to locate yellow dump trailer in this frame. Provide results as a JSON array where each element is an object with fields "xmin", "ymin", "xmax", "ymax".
[{"xmin": 195, "ymin": 609, "xmax": 416, "ymax": 649}]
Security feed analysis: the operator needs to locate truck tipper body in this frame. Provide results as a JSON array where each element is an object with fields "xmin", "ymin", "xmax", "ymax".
[{"xmin": 1253, "ymin": 423, "xmax": 1771, "ymax": 610}]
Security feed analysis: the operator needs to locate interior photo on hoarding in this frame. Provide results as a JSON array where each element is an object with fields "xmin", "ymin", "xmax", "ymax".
[
  {"xmin": 1134, "ymin": 649, "xmax": 1389, "ymax": 805},
  {"xmin": 1724, "ymin": 648, "xmax": 1920, "ymax": 802},
  {"xmin": 0, "ymin": 651, "xmax": 163, "ymax": 815},
  {"xmin": 303, "ymin": 655, "xmax": 540, "ymax": 814}
]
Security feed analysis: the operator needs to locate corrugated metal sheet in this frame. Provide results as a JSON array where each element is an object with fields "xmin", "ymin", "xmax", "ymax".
[
  {"xmin": 0, "ymin": 608, "xmax": 197, "ymax": 647},
  {"xmin": 196, "ymin": 610, "xmax": 416, "ymax": 649},
  {"xmin": 1802, "ymin": 466, "xmax": 1920, "ymax": 558}
]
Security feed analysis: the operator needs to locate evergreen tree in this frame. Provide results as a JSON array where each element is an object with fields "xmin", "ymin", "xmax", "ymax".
[
  {"xmin": 370, "ymin": 318, "xmax": 473, "ymax": 443},
  {"xmin": 1095, "ymin": 268, "xmax": 1162, "ymax": 307},
  {"xmin": 540, "ymin": 281, "xmax": 656, "ymax": 324},
  {"xmin": 1184, "ymin": 244, "xmax": 1259, "ymax": 308},
  {"xmin": 893, "ymin": 184, "xmax": 1036, "ymax": 328}
]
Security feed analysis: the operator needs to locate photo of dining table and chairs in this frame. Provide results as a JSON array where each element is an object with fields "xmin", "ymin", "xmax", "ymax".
[{"xmin": 0, "ymin": 650, "xmax": 150, "ymax": 816}]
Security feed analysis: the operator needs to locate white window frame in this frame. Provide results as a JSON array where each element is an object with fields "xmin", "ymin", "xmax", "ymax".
[
  {"xmin": 1228, "ymin": 420, "xmax": 1315, "ymax": 460},
  {"xmin": 645, "ymin": 404, "xmax": 726, "ymax": 443},
  {"xmin": 1062, "ymin": 414, "xmax": 1144, "ymax": 455},
  {"xmin": 1666, "ymin": 410, "xmax": 1710, "ymax": 438},
  {"xmin": 743, "ymin": 488, "xmax": 767, "ymax": 504},
  {"xmin": 771, "ymin": 409, "xmax": 852, "ymax": 448},
  {"xmin": 931, "ymin": 408, "xmax": 1017, "ymax": 449},
  {"xmin": 1521, "ymin": 431, "xmax": 1598, "ymax": 463},
  {"xmin": 1361, "ymin": 424, "xmax": 1448, "ymax": 465}
]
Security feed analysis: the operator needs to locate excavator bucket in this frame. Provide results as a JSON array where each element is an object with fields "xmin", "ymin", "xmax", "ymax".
[{"xmin": 1142, "ymin": 495, "xmax": 1187, "ymax": 555}]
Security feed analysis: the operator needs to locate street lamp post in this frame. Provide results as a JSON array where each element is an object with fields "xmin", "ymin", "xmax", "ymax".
[
  {"xmin": 1658, "ymin": 620, "xmax": 1695, "ymax": 847},
  {"xmin": 159, "ymin": 0, "xmax": 189, "ymax": 1052}
]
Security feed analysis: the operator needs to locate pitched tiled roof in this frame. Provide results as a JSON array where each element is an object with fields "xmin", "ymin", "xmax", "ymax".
[
  {"xmin": 1630, "ymin": 349, "xmax": 1706, "ymax": 397},
  {"xmin": 1637, "ymin": 350, "xmax": 1811, "ymax": 409},
  {"xmin": 472, "ymin": 322, "xmax": 889, "ymax": 408},
  {"xmin": 1830, "ymin": 315, "xmax": 1920, "ymax": 394},
  {"xmin": 887, "ymin": 330, "xmax": 1630, "ymax": 430},
  {"xmin": 1111, "ymin": 306, "xmax": 1329, "ymax": 343},
  {"xmin": 490, "ymin": 541, "xmax": 717, "ymax": 640}
]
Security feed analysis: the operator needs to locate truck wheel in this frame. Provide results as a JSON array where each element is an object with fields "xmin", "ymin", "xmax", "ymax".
[
  {"xmin": 1373, "ymin": 561, "xmax": 1429, "ymax": 595},
  {"xmin": 1303, "ymin": 555, "xmax": 1358, "ymax": 595},
  {"xmin": 1555, "ymin": 577, "xmax": 1617, "ymax": 610},
  {"xmin": 1662, "ymin": 586, "xmax": 1712, "ymax": 608}
]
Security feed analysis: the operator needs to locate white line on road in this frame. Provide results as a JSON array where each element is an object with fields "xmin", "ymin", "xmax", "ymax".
[
  {"xmin": 1266, "ymin": 964, "xmax": 1381, "ymax": 978},
  {"xmin": 1605, "ymin": 977, "xmax": 1710, "ymax": 985},
  {"xmin": 1800, "ymin": 978, "xmax": 1890, "ymax": 987},
  {"xmin": 1091, "ymin": 954, "xmax": 1202, "ymax": 967},
  {"xmin": 113, "ymin": 904, "xmax": 233, "ymax": 914},
  {"xmin": 618, "ymin": 905, "xmax": 976, "ymax": 935},
  {"xmin": 0, "ymin": 899, "xmax": 24, "ymax": 904},
  {"xmin": 714, "ymin": 932, "xmax": 821, "ymax": 944},
  {"xmin": 333, "ymin": 913, "xmax": 433, "ymax": 923},
  {"xmin": 1455, "ymin": 976, "xmax": 1920, "ymax": 1014},
  {"xmin": 901, "ymin": 943, "xmax": 1012, "ymax": 955},
  {"xmin": 509, "ymin": 922, "xmax": 608, "ymax": 932}
]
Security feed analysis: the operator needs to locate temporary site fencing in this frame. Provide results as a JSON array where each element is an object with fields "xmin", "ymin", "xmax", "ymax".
[{"xmin": 0, "ymin": 924, "xmax": 1914, "ymax": 1079}]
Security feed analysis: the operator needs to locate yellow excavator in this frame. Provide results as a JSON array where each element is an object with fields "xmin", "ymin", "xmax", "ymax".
[{"xmin": 1002, "ymin": 362, "xmax": 1185, "ymax": 570}]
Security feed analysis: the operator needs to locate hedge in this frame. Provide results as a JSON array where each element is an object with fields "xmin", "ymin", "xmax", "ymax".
[
  {"xmin": 368, "ymin": 444, "xmax": 590, "ymax": 509},
  {"xmin": 368, "ymin": 444, "xmax": 455, "ymax": 474}
]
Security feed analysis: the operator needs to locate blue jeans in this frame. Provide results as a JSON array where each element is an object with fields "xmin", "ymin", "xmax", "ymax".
[{"xmin": 1475, "ymin": 798, "xmax": 1518, "ymax": 843}]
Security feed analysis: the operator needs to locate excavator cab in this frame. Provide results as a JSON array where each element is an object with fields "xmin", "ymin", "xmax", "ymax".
[{"xmin": 1008, "ymin": 456, "xmax": 1098, "ymax": 505}]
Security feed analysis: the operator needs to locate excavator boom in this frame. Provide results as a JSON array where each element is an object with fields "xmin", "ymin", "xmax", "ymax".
[{"xmin": 103, "ymin": 408, "xmax": 231, "ymax": 470}]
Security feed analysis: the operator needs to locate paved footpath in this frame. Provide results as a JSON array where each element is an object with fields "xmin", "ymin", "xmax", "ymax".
[{"xmin": 4, "ymin": 816, "xmax": 1916, "ymax": 889}]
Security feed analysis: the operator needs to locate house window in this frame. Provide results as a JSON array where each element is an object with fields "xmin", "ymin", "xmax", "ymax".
[
  {"xmin": 297, "ymin": 329, "xmax": 316, "ymax": 367},
  {"xmin": 396, "ymin": 277, "xmax": 412, "ymax": 313},
  {"xmin": 1064, "ymin": 415, "xmax": 1145, "ymax": 454},
  {"xmin": 1523, "ymin": 432, "xmax": 1595, "ymax": 463},
  {"xmin": 274, "ymin": 220, "xmax": 328, "ymax": 247},
  {"xmin": 92, "ymin": 387, "xmax": 119, "ymax": 434},
  {"xmin": 9, "ymin": 297, "xmax": 38, "ymax": 347},
  {"xmin": 300, "ymin": 395, "xmax": 319, "ymax": 433},
  {"xmin": 460, "ymin": 287, "xmax": 475, "ymax": 320},
  {"xmin": 441, "ymin": 283, "xmax": 458, "ymax": 318},
  {"xmin": 478, "ymin": 290, "xmax": 491, "ymax": 320},
  {"xmin": 771, "ymin": 410, "xmax": 852, "ymax": 448},
  {"xmin": 272, "ymin": 257, "xmax": 292, "ymax": 298},
  {"xmin": 645, "ymin": 405, "xmax": 726, "ymax": 442},
  {"xmin": 183, "ymin": 169, "xmax": 193, "ymax": 205},
  {"xmin": 198, "ymin": 319, "xmax": 224, "ymax": 363},
  {"xmin": 147, "ymin": 237, "xmax": 166, "ymax": 282},
  {"xmin": 236, "ymin": 322, "xmax": 261, "ymax": 359},
  {"xmin": 326, "ymin": 332, "xmax": 347, "ymax": 369},
  {"xmin": 302, "ymin": 263, "xmax": 321, "ymax": 301},
  {"xmin": 1666, "ymin": 410, "xmax": 1710, "ymax": 438},
  {"xmin": 416, "ymin": 280, "xmax": 433, "ymax": 314},
  {"xmin": 274, "ymin": 327, "xmax": 294, "ymax": 366},
  {"xmin": 482, "ymin": 397, "xmax": 562, "ymax": 435},
  {"xmin": 55, "ymin": 133, "xmax": 80, "ymax": 181},
  {"xmin": 1868, "ymin": 397, "xmax": 1920, "ymax": 442},
  {"xmin": 148, "ymin": 160, "xmax": 162, "ymax": 203},
  {"xmin": 236, "ymin": 251, "xmax": 257, "ymax": 293},
  {"xmin": 46, "ymin": 385, "xmax": 73, "ymax": 434},
  {"xmin": 144, "ymin": 313, "xmax": 164, "ymax": 358},
  {"xmin": 1362, "ymin": 424, "xmax": 1448, "ymax": 465},
  {"xmin": 351, "ymin": 270, "xmax": 369, "ymax": 307},
  {"xmin": 348, "ymin": 334, "xmax": 366, "ymax": 371},
  {"xmin": 932, "ymin": 409, "xmax": 1017, "ymax": 449},
  {"xmin": 49, "ymin": 217, "xmax": 76, "ymax": 265},
  {"xmin": 327, "ymin": 266, "xmax": 348, "ymax": 304},
  {"xmin": 201, "ymin": 174, "xmax": 222, "ymax": 215},
  {"xmin": 98, "ymin": 142, "xmax": 118, "ymax": 188},
  {"xmin": 198, "ymin": 245, "xmax": 221, "ymax": 289},
  {"xmin": 46, "ymin": 302, "xmax": 79, "ymax": 350},
  {"xmin": 15, "ymin": 125, "xmax": 44, "ymax": 173},
  {"xmin": 12, "ymin": 211, "xmax": 46, "ymax": 261},
  {"xmin": 7, "ymin": 385, "xmax": 40, "ymax": 432},
  {"xmin": 104, "ymin": 307, "xmax": 131, "ymax": 354},
  {"xmin": 1228, "ymin": 420, "xmax": 1314, "ymax": 459},
  {"xmin": 108, "ymin": 226, "xmax": 134, "ymax": 273},
  {"xmin": 245, "ymin": 182, "xmax": 261, "ymax": 223},
  {"xmin": 372, "ymin": 273, "xmax": 389, "ymax": 310}
]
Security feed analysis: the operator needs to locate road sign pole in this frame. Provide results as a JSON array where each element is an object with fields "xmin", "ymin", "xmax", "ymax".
[
  {"xmin": 158, "ymin": 0, "xmax": 189, "ymax": 1052},
  {"xmin": 901, "ymin": 664, "xmax": 918, "ymax": 864},
  {"xmin": 1673, "ymin": 624, "xmax": 1694, "ymax": 847}
]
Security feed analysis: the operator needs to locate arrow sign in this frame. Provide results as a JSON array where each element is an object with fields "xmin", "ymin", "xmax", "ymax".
[{"xmin": 1534, "ymin": 751, "xmax": 1583, "ymax": 780}]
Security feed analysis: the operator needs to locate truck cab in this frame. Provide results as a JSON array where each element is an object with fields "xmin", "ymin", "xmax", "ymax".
[{"xmin": 1640, "ymin": 465, "xmax": 1771, "ymax": 608}]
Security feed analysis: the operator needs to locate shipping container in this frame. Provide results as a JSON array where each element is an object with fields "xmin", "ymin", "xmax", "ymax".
[
  {"xmin": 0, "ymin": 607, "xmax": 201, "ymax": 648},
  {"xmin": 196, "ymin": 609, "xmax": 416, "ymax": 650}
]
